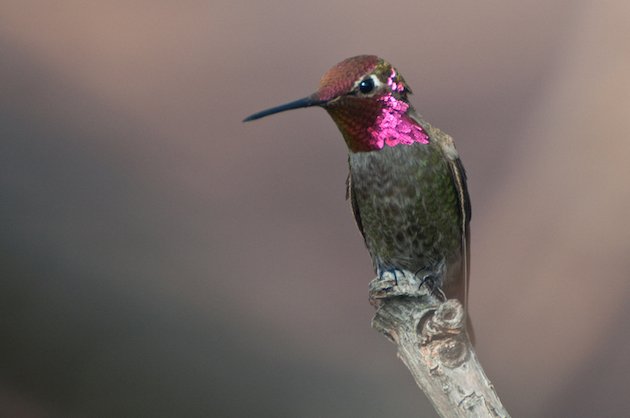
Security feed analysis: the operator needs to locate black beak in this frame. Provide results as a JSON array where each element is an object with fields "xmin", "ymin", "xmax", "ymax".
[{"xmin": 243, "ymin": 95, "xmax": 324, "ymax": 122}]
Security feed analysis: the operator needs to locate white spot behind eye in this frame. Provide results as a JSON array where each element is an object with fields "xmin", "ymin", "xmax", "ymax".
[{"xmin": 369, "ymin": 74, "xmax": 384, "ymax": 90}]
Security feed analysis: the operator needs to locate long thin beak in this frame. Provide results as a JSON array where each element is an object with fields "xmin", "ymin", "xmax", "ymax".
[{"xmin": 243, "ymin": 95, "xmax": 324, "ymax": 122}]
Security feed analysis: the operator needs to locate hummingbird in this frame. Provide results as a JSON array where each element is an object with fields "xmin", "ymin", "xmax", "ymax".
[{"xmin": 243, "ymin": 55, "xmax": 471, "ymax": 310}]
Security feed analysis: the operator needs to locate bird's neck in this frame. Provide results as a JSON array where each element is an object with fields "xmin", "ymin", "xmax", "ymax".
[{"xmin": 326, "ymin": 95, "xmax": 430, "ymax": 153}]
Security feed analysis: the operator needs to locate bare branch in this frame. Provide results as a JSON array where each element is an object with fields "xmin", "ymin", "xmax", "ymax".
[{"xmin": 370, "ymin": 273, "xmax": 510, "ymax": 418}]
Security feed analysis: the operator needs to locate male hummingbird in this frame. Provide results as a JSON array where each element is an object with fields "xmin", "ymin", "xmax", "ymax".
[{"xmin": 244, "ymin": 55, "xmax": 471, "ymax": 310}]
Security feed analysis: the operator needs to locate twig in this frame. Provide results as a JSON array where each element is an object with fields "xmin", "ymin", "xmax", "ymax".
[{"xmin": 369, "ymin": 272, "xmax": 510, "ymax": 418}]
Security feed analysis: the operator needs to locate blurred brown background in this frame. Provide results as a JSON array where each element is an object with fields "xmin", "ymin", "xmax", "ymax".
[{"xmin": 1, "ymin": 1, "xmax": 629, "ymax": 417}]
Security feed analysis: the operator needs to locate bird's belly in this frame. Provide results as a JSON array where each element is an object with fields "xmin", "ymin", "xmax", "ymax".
[{"xmin": 349, "ymin": 144, "xmax": 462, "ymax": 278}]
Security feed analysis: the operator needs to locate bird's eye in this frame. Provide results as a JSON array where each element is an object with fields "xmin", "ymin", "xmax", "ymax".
[{"xmin": 358, "ymin": 78, "xmax": 375, "ymax": 94}]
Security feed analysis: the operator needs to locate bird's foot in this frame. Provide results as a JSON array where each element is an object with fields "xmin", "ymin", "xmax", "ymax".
[
  {"xmin": 416, "ymin": 273, "xmax": 447, "ymax": 302},
  {"xmin": 377, "ymin": 267, "xmax": 404, "ymax": 285},
  {"xmin": 369, "ymin": 269, "xmax": 430, "ymax": 304}
]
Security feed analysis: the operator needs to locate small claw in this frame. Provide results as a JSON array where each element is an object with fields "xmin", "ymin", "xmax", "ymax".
[
  {"xmin": 417, "ymin": 274, "xmax": 446, "ymax": 301},
  {"xmin": 378, "ymin": 268, "xmax": 403, "ymax": 285}
]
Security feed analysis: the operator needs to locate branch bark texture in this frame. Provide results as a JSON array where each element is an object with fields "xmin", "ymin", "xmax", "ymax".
[{"xmin": 370, "ymin": 273, "xmax": 510, "ymax": 418}]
